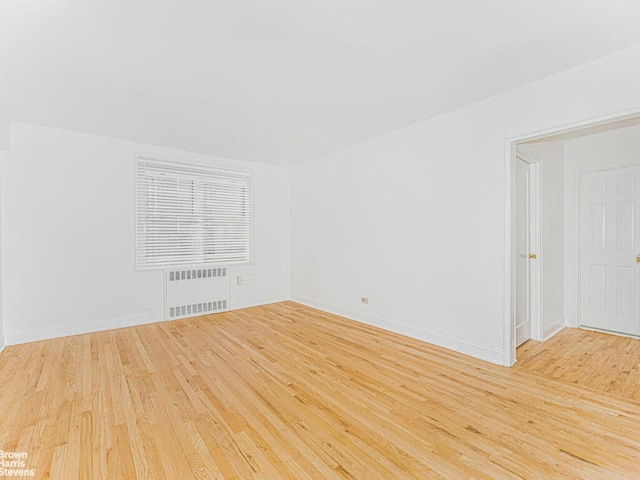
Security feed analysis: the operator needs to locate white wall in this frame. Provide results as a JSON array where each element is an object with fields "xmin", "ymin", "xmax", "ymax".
[
  {"xmin": 291, "ymin": 45, "xmax": 640, "ymax": 365},
  {"xmin": 5, "ymin": 47, "xmax": 640, "ymax": 363},
  {"xmin": 0, "ymin": 122, "xmax": 290, "ymax": 344},
  {"xmin": 538, "ymin": 142, "xmax": 566, "ymax": 337},
  {"xmin": 0, "ymin": 106, "xmax": 9, "ymax": 150},
  {"xmin": 539, "ymin": 142, "xmax": 565, "ymax": 338},
  {"xmin": 0, "ymin": 110, "xmax": 7, "ymax": 350},
  {"xmin": 563, "ymin": 124, "xmax": 640, "ymax": 328}
]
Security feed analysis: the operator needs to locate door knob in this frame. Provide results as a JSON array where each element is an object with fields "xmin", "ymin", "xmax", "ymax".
[
  {"xmin": 528, "ymin": 254, "xmax": 537, "ymax": 259},
  {"xmin": 637, "ymin": 255, "xmax": 640, "ymax": 263}
]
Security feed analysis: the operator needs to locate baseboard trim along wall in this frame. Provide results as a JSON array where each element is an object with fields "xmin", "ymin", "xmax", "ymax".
[
  {"xmin": 3, "ymin": 297, "xmax": 293, "ymax": 346},
  {"xmin": 230, "ymin": 295, "xmax": 291, "ymax": 311},
  {"xmin": 4, "ymin": 296, "xmax": 506, "ymax": 364},
  {"xmin": 292, "ymin": 296, "xmax": 504, "ymax": 365},
  {"xmin": 4, "ymin": 311, "xmax": 164, "ymax": 346},
  {"xmin": 544, "ymin": 323, "xmax": 565, "ymax": 341}
]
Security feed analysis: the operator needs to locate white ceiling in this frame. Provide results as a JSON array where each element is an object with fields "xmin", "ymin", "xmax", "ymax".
[{"xmin": 2, "ymin": 1, "xmax": 640, "ymax": 166}]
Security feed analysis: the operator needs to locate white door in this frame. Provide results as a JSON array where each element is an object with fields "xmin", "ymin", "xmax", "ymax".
[
  {"xmin": 515, "ymin": 157, "xmax": 533, "ymax": 346},
  {"xmin": 580, "ymin": 165, "xmax": 640, "ymax": 336}
]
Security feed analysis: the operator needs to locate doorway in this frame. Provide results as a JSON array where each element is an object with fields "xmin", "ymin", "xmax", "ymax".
[
  {"xmin": 515, "ymin": 150, "xmax": 540, "ymax": 347},
  {"xmin": 506, "ymin": 112, "xmax": 640, "ymax": 366},
  {"xmin": 578, "ymin": 164, "xmax": 640, "ymax": 337}
]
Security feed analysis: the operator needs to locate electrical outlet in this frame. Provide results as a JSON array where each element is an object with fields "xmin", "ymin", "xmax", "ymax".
[
  {"xmin": 361, "ymin": 297, "xmax": 369, "ymax": 304},
  {"xmin": 237, "ymin": 276, "xmax": 243, "ymax": 285}
]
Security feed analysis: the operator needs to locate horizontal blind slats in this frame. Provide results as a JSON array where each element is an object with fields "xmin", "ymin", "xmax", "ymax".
[{"xmin": 136, "ymin": 156, "xmax": 252, "ymax": 269}]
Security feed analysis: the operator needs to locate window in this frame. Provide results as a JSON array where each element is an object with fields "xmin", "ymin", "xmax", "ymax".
[{"xmin": 136, "ymin": 156, "xmax": 252, "ymax": 269}]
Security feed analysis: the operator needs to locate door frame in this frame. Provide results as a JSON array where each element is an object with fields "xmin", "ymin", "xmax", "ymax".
[
  {"xmin": 514, "ymin": 147, "xmax": 542, "ymax": 346},
  {"xmin": 576, "ymin": 163, "xmax": 640, "ymax": 330},
  {"xmin": 503, "ymin": 107, "xmax": 640, "ymax": 366}
]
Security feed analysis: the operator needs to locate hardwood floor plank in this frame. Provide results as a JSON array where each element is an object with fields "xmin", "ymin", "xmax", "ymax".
[
  {"xmin": 516, "ymin": 328, "xmax": 640, "ymax": 402},
  {"xmin": 2, "ymin": 303, "xmax": 640, "ymax": 478}
]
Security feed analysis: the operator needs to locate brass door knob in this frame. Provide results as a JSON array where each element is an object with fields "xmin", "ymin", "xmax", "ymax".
[{"xmin": 528, "ymin": 254, "xmax": 537, "ymax": 259}]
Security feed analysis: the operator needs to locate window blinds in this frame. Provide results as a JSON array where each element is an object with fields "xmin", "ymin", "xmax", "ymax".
[{"xmin": 136, "ymin": 156, "xmax": 252, "ymax": 269}]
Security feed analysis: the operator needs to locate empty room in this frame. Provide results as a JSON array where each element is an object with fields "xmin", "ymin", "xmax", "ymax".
[{"xmin": 2, "ymin": 1, "xmax": 640, "ymax": 478}]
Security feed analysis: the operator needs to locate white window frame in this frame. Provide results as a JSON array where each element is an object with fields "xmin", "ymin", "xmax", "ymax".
[{"xmin": 135, "ymin": 155, "xmax": 253, "ymax": 270}]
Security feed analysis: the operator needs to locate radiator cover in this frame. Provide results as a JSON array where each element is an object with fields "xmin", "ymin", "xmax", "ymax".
[{"xmin": 164, "ymin": 267, "xmax": 229, "ymax": 320}]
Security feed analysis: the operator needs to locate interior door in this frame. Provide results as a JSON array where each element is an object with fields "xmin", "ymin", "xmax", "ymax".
[
  {"xmin": 515, "ymin": 157, "xmax": 532, "ymax": 346},
  {"xmin": 579, "ymin": 165, "xmax": 640, "ymax": 336}
]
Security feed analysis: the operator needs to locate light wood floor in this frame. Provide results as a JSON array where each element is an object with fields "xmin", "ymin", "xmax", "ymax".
[
  {"xmin": 516, "ymin": 327, "xmax": 640, "ymax": 403},
  {"xmin": 1, "ymin": 302, "xmax": 640, "ymax": 479}
]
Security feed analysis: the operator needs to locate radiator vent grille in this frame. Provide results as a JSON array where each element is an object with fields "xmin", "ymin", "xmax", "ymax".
[
  {"xmin": 169, "ymin": 267, "xmax": 227, "ymax": 281},
  {"xmin": 164, "ymin": 267, "xmax": 230, "ymax": 321},
  {"xmin": 169, "ymin": 300, "xmax": 227, "ymax": 318}
]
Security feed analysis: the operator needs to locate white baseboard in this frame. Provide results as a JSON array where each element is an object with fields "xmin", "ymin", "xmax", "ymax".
[
  {"xmin": 0, "ymin": 336, "xmax": 5, "ymax": 354},
  {"xmin": 230, "ymin": 295, "xmax": 290, "ymax": 311},
  {"xmin": 564, "ymin": 314, "xmax": 578, "ymax": 328},
  {"xmin": 4, "ymin": 311, "xmax": 164, "ymax": 346},
  {"xmin": 292, "ymin": 296, "xmax": 504, "ymax": 365},
  {"xmin": 3, "ymin": 296, "xmax": 292, "ymax": 346},
  {"xmin": 3, "ymin": 296, "xmax": 505, "ymax": 367},
  {"xmin": 543, "ymin": 323, "xmax": 565, "ymax": 341}
]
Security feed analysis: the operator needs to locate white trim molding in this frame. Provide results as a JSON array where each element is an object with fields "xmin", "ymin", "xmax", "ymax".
[
  {"xmin": 503, "ymin": 139, "xmax": 516, "ymax": 366},
  {"xmin": 543, "ymin": 323, "xmax": 565, "ymax": 341},
  {"xmin": 3, "ymin": 298, "xmax": 293, "ymax": 346},
  {"xmin": 293, "ymin": 296, "xmax": 504, "ymax": 365},
  {"xmin": 230, "ymin": 295, "xmax": 291, "ymax": 311},
  {"xmin": 4, "ymin": 311, "xmax": 164, "ymax": 346},
  {"xmin": 516, "ymin": 148, "xmax": 543, "ymax": 342}
]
